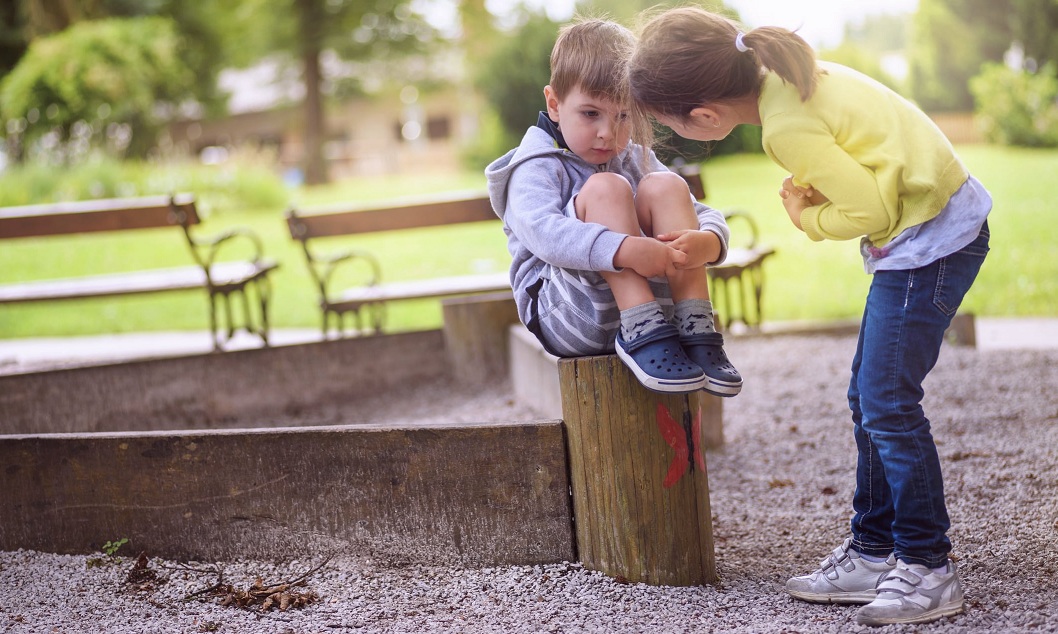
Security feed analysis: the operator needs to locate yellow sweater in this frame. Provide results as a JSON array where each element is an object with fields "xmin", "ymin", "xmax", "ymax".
[{"xmin": 759, "ymin": 62, "xmax": 968, "ymax": 246}]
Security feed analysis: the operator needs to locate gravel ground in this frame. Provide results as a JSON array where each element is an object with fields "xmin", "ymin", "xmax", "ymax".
[{"xmin": 2, "ymin": 333, "xmax": 1057, "ymax": 633}]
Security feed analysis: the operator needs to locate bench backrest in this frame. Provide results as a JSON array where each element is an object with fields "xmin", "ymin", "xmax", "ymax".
[
  {"xmin": 286, "ymin": 190, "xmax": 496, "ymax": 241},
  {"xmin": 0, "ymin": 194, "xmax": 199, "ymax": 240}
]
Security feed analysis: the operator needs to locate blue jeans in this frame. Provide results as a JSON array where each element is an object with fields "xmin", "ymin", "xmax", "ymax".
[{"xmin": 848, "ymin": 221, "xmax": 990, "ymax": 568}]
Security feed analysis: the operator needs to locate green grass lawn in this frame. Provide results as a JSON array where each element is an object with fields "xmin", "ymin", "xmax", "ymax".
[{"xmin": 0, "ymin": 145, "xmax": 1054, "ymax": 339}]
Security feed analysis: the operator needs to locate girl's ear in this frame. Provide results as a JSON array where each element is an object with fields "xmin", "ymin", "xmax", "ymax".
[
  {"xmin": 689, "ymin": 106, "xmax": 721, "ymax": 128},
  {"xmin": 544, "ymin": 85, "xmax": 561, "ymax": 122}
]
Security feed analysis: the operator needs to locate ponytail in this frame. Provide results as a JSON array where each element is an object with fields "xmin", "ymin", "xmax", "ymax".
[
  {"xmin": 629, "ymin": 7, "xmax": 821, "ymax": 120},
  {"xmin": 741, "ymin": 26, "xmax": 820, "ymax": 102}
]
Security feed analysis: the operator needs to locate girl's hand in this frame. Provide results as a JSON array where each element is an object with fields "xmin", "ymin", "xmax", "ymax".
[
  {"xmin": 657, "ymin": 229, "xmax": 721, "ymax": 269},
  {"xmin": 779, "ymin": 176, "xmax": 829, "ymax": 230}
]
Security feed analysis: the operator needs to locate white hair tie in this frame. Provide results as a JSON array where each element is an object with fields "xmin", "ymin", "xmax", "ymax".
[{"xmin": 735, "ymin": 32, "xmax": 752, "ymax": 53}]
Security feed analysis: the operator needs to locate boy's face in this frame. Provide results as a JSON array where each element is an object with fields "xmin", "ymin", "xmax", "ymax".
[{"xmin": 544, "ymin": 85, "xmax": 631, "ymax": 165}]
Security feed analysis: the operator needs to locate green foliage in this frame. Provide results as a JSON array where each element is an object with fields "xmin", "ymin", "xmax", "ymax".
[
  {"xmin": 86, "ymin": 537, "xmax": 129, "ymax": 567},
  {"xmin": 971, "ymin": 62, "xmax": 1058, "ymax": 147},
  {"xmin": 819, "ymin": 43, "xmax": 903, "ymax": 93},
  {"xmin": 909, "ymin": 0, "xmax": 1020, "ymax": 111},
  {"xmin": 0, "ymin": 154, "xmax": 288, "ymax": 213},
  {"xmin": 460, "ymin": 106, "xmax": 515, "ymax": 171},
  {"xmin": 1010, "ymin": 0, "xmax": 1058, "ymax": 74},
  {"xmin": 0, "ymin": 17, "xmax": 195, "ymax": 159},
  {"xmin": 474, "ymin": 11, "xmax": 558, "ymax": 159},
  {"xmin": 102, "ymin": 537, "xmax": 129, "ymax": 557}
]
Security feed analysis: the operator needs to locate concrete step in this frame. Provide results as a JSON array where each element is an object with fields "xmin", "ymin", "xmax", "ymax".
[{"xmin": 508, "ymin": 325, "xmax": 562, "ymax": 420}]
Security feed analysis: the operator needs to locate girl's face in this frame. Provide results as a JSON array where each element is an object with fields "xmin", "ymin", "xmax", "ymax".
[{"xmin": 545, "ymin": 85, "xmax": 631, "ymax": 165}]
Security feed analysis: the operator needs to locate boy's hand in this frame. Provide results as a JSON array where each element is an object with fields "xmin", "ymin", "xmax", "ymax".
[
  {"xmin": 614, "ymin": 236, "xmax": 685, "ymax": 279},
  {"xmin": 657, "ymin": 229, "xmax": 721, "ymax": 269}
]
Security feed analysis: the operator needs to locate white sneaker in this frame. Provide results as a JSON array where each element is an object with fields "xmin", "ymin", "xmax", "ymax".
[
  {"xmin": 786, "ymin": 538, "xmax": 897, "ymax": 604},
  {"xmin": 855, "ymin": 559, "xmax": 964, "ymax": 626}
]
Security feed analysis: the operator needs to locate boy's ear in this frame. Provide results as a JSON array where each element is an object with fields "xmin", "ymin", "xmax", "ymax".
[{"xmin": 543, "ymin": 85, "xmax": 561, "ymax": 122}]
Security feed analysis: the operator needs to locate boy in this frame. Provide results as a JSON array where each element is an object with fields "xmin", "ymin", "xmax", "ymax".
[{"xmin": 485, "ymin": 18, "xmax": 741, "ymax": 396}]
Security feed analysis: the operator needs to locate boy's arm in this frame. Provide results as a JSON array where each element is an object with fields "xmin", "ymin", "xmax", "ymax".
[{"xmin": 504, "ymin": 158, "xmax": 626, "ymax": 272}]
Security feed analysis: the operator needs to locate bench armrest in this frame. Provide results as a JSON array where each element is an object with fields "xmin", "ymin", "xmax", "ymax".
[
  {"xmin": 301, "ymin": 246, "xmax": 383, "ymax": 304},
  {"xmin": 722, "ymin": 209, "xmax": 762, "ymax": 250},
  {"xmin": 183, "ymin": 226, "xmax": 271, "ymax": 282}
]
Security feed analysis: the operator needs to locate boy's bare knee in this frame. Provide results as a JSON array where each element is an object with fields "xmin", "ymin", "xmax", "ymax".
[
  {"xmin": 637, "ymin": 170, "xmax": 690, "ymax": 201},
  {"xmin": 582, "ymin": 172, "xmax": 633, "ymax": 198},
  {"xmin": 577, "ymin": 173, "xmax": 635, "ymax": 222}
]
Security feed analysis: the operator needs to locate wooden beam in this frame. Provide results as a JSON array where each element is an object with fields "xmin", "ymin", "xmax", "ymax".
[{"xmin": 0, "ymin": 421, "xmax": 574, "ymax": 566}]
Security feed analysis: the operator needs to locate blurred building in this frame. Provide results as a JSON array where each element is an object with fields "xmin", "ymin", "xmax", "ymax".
[{"xmin": 165, "ymin": 59, "xmax": 482, "ymax": 181}]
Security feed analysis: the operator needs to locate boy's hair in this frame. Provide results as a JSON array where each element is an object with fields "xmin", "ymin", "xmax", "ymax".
[
  {"xmin": 629, "ymin": 7, "xmax": 821, "ymax": 120},
  {"xmin": 549, "ymin": 18, "xmax": 635, "ymax": 104}
]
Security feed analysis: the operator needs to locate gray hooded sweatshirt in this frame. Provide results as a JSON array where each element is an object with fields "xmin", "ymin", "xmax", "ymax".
[{"xmin": 485, "ymin": 123, "xmax": 730, "ymax": 352}]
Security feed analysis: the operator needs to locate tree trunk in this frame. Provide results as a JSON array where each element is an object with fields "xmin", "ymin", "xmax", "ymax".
[{"xmin": 298, "ymin": 0, "xmax": 328, "ymax": 185}]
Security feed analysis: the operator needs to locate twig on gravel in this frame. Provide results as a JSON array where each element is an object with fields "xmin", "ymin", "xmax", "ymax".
[{"xmin": 210, "ymin": 554, "xmax": 333, "ymax": 612}]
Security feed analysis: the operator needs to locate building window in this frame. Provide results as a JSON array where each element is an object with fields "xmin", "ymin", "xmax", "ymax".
[{"xmin": 426, "ymin": 117, "xmax": 450, "ymax": 140}]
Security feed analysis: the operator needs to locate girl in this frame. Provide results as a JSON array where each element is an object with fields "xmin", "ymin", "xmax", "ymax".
[{"xmin": 627, "ymin": 6, "xmax": 990, "ymax": 627}]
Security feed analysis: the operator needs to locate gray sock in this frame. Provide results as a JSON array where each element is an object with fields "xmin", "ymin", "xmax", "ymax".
[
  {"xmin": 673, "ymin": 299, "xmax": 716, "ymax": 336},
  {"xmin": 620, "ymin": 301, "xmax": 669, "ymax": 343}
]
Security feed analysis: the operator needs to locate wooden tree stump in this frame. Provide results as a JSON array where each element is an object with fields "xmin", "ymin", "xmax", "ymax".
[{"xmin": 559, "ymin": 354, "xmax": 721, "ymax": 586}]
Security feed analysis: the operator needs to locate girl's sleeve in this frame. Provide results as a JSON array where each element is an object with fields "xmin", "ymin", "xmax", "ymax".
[{"xmin": 765, "ymin": 122, "xmax": 894, "ymax": 242}]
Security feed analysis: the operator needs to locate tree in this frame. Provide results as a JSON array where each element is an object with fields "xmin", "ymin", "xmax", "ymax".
[
  {"xmin": 0, "ymin": 17, "xmax": 195, "ymax": 160},
  {"xmin": 474, "ymin": 11, "xmax": 558, "ymax": 152},
  {"xmin": 226, "ymin": 0, "xmax": 437, "ymax": 185},
  {"xmin": 1009, "ymin": 0, "xmax": 1058, "ymax": 71},
  {"xmin": 906, "ymin": 0, "xmax": 1058, "ymax": 110}
]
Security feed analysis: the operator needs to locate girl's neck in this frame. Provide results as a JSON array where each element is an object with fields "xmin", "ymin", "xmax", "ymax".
[{"xmin": 726, "ymin": 93, "xmax": 762, "ymax": 127}]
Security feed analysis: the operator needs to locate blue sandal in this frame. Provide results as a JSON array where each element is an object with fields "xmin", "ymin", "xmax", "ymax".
[
  {"xmin": 615, "ymin": 324, "xmax": 707, "ymax": 394},
  {"xmin": 680, "ymin": 332, "xmax": 743, "ymax": 397}
]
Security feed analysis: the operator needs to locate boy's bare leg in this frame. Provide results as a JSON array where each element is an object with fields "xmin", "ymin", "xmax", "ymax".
[
  {"xmin": 635, "ymin": 171, "xmax": 716, "ymax": 302},
  {"xmin": 636, "ymin": 171, "xmax": 742, "ymax": 396},
  {"xmin": 575, "ymin": 172, "xmax": 655, "ymax": 309}
]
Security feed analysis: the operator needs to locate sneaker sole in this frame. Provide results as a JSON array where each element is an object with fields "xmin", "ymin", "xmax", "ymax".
[
  {"xmin": 704, "ymin": 377, "xmax": 742, "ymax": 397},
  {"xmin": 787, "ymin": 588, "xmax": 878, "ymax": 605},
  {"xmin": 615, "ymin": 344, "xmax": 708, "ymax": 394},
  {"xmin": 856, "ymin": 602, "xmax": 964, "ymax": 626}
]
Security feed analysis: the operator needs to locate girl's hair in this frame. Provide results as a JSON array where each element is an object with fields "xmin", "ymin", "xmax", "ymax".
[{"xmin": 628, "ymin": 7, "xmax": 821, "ymax": 120}]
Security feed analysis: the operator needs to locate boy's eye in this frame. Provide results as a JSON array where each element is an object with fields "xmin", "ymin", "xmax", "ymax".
[{"xmin": 582, "ymin": 110, "xmax": 599, "ymax": 118}]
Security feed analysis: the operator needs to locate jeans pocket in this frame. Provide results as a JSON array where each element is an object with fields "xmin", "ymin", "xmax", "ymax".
[{"xmin": 932, "ymin": 229, "xmax": 989, "ymax": 316}]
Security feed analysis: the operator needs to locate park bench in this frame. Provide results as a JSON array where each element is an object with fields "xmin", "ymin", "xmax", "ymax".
[
  {"xmin": 709, "ymin": 210, "xmax": 776, "ymax": 330},
  {"xmin": 0, "ymin": 194, "xmax": 278, "ymax": 350},
  {"xmin": 285, "ymin": 190, "xmax": 511, "ymax": 336},
  {"xmin": 679, "ymin": 167, "xmax": 776, "ymax": 330}
]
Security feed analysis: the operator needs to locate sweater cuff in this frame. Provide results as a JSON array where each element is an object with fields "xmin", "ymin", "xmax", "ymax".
[
  {"xmin": 589, "ymin": 231, "xmax": 628, "ymax": 272},
  {"xmin": 799, "ymin": 205, "xmax": 826, "ymax": 242}
]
